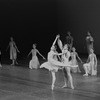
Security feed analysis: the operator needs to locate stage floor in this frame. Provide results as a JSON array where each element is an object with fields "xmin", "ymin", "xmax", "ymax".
[{"xmin": 0, "ymin": 63, "xmax": 100, "ymax": 100}]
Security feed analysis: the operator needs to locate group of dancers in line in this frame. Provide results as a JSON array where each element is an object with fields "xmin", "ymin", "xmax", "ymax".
[{"xmin": 0, "ymin": 32, "xmax": 98, "ymax": 90}]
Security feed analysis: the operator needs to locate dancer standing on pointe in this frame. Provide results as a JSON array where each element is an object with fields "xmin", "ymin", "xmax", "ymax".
[
  {"xmin": 28, "ymin": 44, "xmax": 45, "ymax": 69},
  {"xmin": 40, "ymin": 35, "xmax": 66, "ymax": 90},
  {"xmin": 86, "ymin": 32, "xmax": 94, "ymax": 54},
  {"xmin": 65, "ymin": 31, "xmax": 73, "ymax": 52},
  {"xmin": 83, "ymin": 48, "xmax": 97, "ymax": 76},
  {"xmin": 6, "ymin": 37, "xmax": 20, "ymax": 65}
]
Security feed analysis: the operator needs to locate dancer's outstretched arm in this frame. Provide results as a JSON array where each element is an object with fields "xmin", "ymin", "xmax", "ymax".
[
  {"xmin": 36, "ymin": 49, "xmax": 46, "ymax": 59},
  {"xmin": 27, "ymin": 50, "xmax": 32, "ymax": 57},
  {"xmin": 14, "ymin": 42, "xmax": 20, "ymax": 53},
  {"xmin": 52, "ymin": 34, "xmax": 60, "ymax": 46},
  {"xmin": 76, "ymin": 52, "xmax": 83, "ymax": 63}
]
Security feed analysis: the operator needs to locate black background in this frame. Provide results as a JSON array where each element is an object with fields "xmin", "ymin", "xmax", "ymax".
[{"xmin": 0, "ymin": 0, "xmax": 100, "ymax": 60}]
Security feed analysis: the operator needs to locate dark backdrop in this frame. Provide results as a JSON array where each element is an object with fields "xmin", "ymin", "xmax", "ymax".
[{"xmin": 0, "ymin": 0, "xmax": 100, "ymax": 61}]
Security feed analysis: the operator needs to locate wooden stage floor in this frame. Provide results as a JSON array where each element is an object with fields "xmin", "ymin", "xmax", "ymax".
[{"xmin": 0, "ymin": 62, "xmax": 100, "ymax": 100}]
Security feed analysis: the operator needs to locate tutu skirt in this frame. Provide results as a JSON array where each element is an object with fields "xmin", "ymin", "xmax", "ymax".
[{"xmin": 29, "ymin": 56, "xmax": 40, "ymax": 69}]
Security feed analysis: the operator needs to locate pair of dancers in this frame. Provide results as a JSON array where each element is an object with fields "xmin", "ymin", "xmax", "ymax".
[{"xmin": 40, "ymin": 35, "xmax": 78, "ymax": 90}]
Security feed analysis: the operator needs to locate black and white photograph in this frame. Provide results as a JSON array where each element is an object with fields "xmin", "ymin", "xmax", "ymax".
[{"xmin": 0, "ymin": 0, "xmax": 100, "ymax": 100}]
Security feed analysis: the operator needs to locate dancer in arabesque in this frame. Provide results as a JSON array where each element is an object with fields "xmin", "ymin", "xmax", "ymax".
[{"xmin": 28, "ymin": 44, "xmax": 46, "ymax": 69}]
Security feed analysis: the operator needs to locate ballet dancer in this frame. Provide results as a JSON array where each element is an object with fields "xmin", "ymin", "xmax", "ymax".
[
  {"xmin": 65, "ymin": 31, "xmax": 73, "ymax": 52},
  {"xmin": 86, "ymin": 32, "xmax": 94, "ymax": 54},
  {"xmin": 6, "ymin": 37, "xmax": 20, "ymax": 65},
  {"xmin": 28, "ymin": 43, "xmax": 45, "ymax": 69},
  {"xmin": 70, "ymin": 47, "xmax": 83, "ymax": 73},
  {"xmin": 83, "ymin": 48, "xmax": 97, "ymax": 76},
  {"xmin": 61, "ymin": 44, "xmax": 78, "ymax": 89}
]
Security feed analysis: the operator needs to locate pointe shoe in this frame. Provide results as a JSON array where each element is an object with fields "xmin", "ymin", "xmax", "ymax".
[
  {"xmin": 51, "ymin": 85, "xmax": 54, "ymax": 91},
  {"xmin": 83, "ymin": 74, "xmax": 88, "ymax": 76},
  {"xmin": 71, "ymin": 86, "xmax": 74, "ymax": 89}
]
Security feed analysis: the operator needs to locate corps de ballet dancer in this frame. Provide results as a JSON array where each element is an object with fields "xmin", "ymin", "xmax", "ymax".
[
  {"xmin": 6, "ymin": 37, "xmax": 20, "ymax": 65},
  {"xmin": 28, "ymin": 44, "xmax": 46, "ymax": 69},
  {"xmin": 65, "ymin": 31, "xmax": 74, "ymax": 52},
  {"xmin": 70, "ymin": 47, "xmax": 83, "ymax": 73},
  {"xmin": 83, "ymin": 48, "xmax": 97, "ymax": 76},
  {"xmin": 40, "ymin": 35, "xmax": 78, "ymax": 90},
  {"xmin": 86, "ymin": 32, "xmax": 94, "ymax": 54}
]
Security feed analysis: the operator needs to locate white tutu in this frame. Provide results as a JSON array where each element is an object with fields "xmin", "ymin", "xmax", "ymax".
[
  {"xmin": 40, "ymin": 62, "xmax": 59, "ymax": 72},
  {"xmin": 29, "ymin": 56, "xmax": 40, "ymax": 69}
]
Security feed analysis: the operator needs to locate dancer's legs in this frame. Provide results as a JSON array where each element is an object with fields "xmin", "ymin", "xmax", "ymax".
[
  {"xmin": 51, "ymin": 70, "xmax": 56, "ymax": 90},
  {"xmin": 62, "ymin": 68, "xmax": 68, "ymax": 88},
  {"xmin": 11, "ymin": 59, "xmax": 15, "ymax": 65},
  {"xmin": 83, "ymin": 64, "xmax": 89, "ymax": 76},
  {"xmin": 65, "ymin": 67, "xmax": 74, "ymax": 89}
]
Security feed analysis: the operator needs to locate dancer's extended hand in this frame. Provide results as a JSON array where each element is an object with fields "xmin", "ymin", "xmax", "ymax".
[
  {"xmin": 43, "ymin": 57, "xmax": 46, "ymax": 60},
  {"xmin": 56, "ymin": 34, "xmax": 60, "ymax": 38}
]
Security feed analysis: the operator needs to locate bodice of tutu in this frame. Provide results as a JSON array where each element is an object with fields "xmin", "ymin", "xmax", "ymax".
[
  {"xmin": 10, "ymin": 42, "xmax": 15, "ymax": 48},
  {"xmin": 89, "ymin": 54, "xmax": 95, "ymax": 63},
  {"xmin": 32, "ymin": 49, "xmax": 37, "ymax": 57},
  {"xmin": 71, "ymin": 52, "xmax": 76, "ymax": 61},
  {"xmin": 62, "ymin": 51, "xmax": 70, "ymax": 64},
  {"xmin": 48, "ymin": 51, "xmax": 55, "ymax": 62}
]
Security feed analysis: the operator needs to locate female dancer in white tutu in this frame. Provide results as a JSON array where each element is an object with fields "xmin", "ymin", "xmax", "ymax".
[
  {"xmin": 40, "ymin": 35, "xmax": 67, "ymax": 90},
  {"xmin": 7, "ymin": 37, "xmax": 20, "ymax": 65},
  {"xmin": 83, "ymin": 48, "xmax": 97, "ymax": 76},
  {"xmin": 70, "ymin": 47, "xmax": 83, "ymax": 73},
  {"xmin": 28, "ymin": 44, "xmax": 45, "ymax": 69}
]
